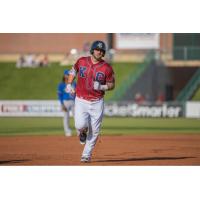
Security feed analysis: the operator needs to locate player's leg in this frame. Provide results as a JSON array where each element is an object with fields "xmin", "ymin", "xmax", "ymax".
[
  {"xmin": 74, "ymin": 97, "xmax": 90, "ymax": 144},
  {"xmin": 63, "ymin": 101, "xmax": 74, "ymax": 136},
  {"xmin": 63, "ymin": 110, "xmax": 72, "ymax": 136},
  {"xmin": 81, "ymin": 99, "xmax": 104, "ymax": 161}
]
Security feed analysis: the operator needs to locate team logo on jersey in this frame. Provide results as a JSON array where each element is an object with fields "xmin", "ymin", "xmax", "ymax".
[
  {"xmin": 95, "ymin": 72, "xmax": 105, "ymax": 83},
  {"xmin": 79, "ymin": 66, "xmax": 87, "ymax": 78}
]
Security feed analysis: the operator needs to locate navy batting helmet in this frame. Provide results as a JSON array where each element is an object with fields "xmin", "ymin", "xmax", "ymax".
[{"xmin": 90, "ymin": 40, "xmax": 106, "ymax": 56}]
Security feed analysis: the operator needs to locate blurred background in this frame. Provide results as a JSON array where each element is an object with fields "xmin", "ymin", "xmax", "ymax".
[{"xmin": 0, "ymin": 33, "xmax": 200, "ymax": 135}]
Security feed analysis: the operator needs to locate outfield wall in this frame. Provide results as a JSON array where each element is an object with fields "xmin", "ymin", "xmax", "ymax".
[
  {"xmin": 1, "ymin": 100, "xmax": 199, "ymax": 118},
  {"xmin": 0, "ymin": 33, "xmax": 107, "ymax": 54},
  {"xmin": 104, "ymin": 102, "xmax": 184, "ymax": 118},
  {"xmin": 186, "ymin": 101, "xmax": 200, "ymax": 118},
  {"xmin": 0, "ymin": 33, "xmax": 172, "ymax": 54},
  {"xmin": 0, "ymin": 100, "xmax": 64, "ymax": 117}
]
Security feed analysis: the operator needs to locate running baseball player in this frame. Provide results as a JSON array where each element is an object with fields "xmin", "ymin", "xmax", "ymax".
[
  {"xmin": 66, "ymin": 40, "xmax": 115, "ymax": 162},
  {"xmin": 57, "ymin": 69, "xmax": 76, "ymax": 136}
]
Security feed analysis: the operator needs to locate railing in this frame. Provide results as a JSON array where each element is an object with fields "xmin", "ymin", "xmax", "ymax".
[
  {"xmin": 156, "ymin": 47, "xmax": 200, "ymax": 61},
  {"xmin": 173, "ymin": 47, "xmax": 200, "ymax": 60},
  {"xmin": 109, "ymin": 50, "xmax": 155, "ymax": 101},
  {"xmin": 176, "ymin": 68, "xmax": 200, "ymax": 101},
  {"xmin": 106, "ymin": 47, "xmax": 200, "ymax": 63}
]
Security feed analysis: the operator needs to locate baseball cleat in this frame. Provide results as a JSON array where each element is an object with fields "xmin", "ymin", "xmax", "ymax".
[
  {"xmin": 65, "ymin": 133, "xmax": 72, "ymax": 137},
  {"xmin": 80, "ymin": 157, "xmax": 91, "ymax": 163},
  {"xmin": 79, "ymin": 132, "xmax": 87, "ymax": 145}
]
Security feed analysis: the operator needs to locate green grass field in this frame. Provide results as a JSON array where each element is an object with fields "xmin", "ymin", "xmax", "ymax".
[
  {"xmin": 1, "ymin": 62, "xmax": 200, "ymax": 137},
  {"xmin": 0, "ymin": 117, "xmax": 199, "ymax": 136},
  {"xmin": 1, "ymin": 62, "xmax": 200, "ymax": 101},
  {"xmin": 0, "ymin": 62, "xmax": 139, "ymax": 101},
  {"xmin": 192, "ymin": 86, "xmax": 200, "ymax": 101}
]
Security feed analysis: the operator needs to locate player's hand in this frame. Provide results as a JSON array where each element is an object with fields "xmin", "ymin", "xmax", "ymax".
[
  {"xmin": 93, "ymin": 81, "xmax": 101, "ymax": 90},
  {"xmin": 65, "ymin": 84, "xmax": 75, "ymax": 94},
  {"xmin": 62, "ymin": 105, "xmax": 67, "ymax": 112},
  {"xmin": 94, "ymin": 81, "xmax": 109, "ymax": 91}
]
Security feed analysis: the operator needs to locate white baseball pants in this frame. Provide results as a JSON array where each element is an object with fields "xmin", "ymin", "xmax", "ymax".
[
  {"xmin": 63, "ymin": 100, "xmax": 74, "ymax": 136},
  {"xmin": 74, "ymin": 97, "xmax": 104, "ymax": 159}
]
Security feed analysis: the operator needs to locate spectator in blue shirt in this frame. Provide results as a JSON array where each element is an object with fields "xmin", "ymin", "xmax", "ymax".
[{"xmin": 57, "ymin": 70, "xmax": 76, "ymax": 136}]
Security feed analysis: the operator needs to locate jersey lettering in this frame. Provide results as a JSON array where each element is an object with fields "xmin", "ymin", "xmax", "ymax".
[
  {"xmin": 73, "ymin": 56, "xmax": 114, "ymax": 101},
  {"xmin": 95, "ymin": 72, "xmax": 105, "ymax": 83},
  {"xmin": 79, "ymin": 66, "xmax": 87, "ymax": 78}
]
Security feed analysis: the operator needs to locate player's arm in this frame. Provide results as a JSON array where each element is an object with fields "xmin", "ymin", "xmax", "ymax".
[
  {"xmin": 94, "ymin": 81, "xmax": 114, "ymax": 91},
  {"xmin": 68, "ymin": 66, "xmax": 77, "ymax": 83},
  {"xmin": 65, "ymin": 67, "xmax": 77, "ymax": 93},
  {"xmin": 57, "ymin": 84, "xmax": 64, "ymax": 103},
  {"xmin": 106, "ymin": 66, "xmax": 115, "ymax": 90},
  {"xmin": 57, "ymin": 90, "xmax": 64, "ymax": 105},
  {"xmin": 106, "ymin": 81, "xmax": 115, "ymax": 90},
  {"xmin": 94, "ymin": 66, "xmax": 115, "ymax": 91},
  {"xmin": 57, "ymin": 85, "xmax": 67, "ymax": 111}
]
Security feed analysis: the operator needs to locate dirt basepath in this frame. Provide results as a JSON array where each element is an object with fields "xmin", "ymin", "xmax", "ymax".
[{"xmin": 0, "ymin": 134, "xmax": 200, "ymax": 166}]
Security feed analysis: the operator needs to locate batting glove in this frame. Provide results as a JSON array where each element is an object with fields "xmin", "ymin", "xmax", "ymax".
[
  {"xmin": 62, "ymin": 104, "xmax": 67, "ymax": 112},
  {"xmin": 93, "ymin": 81, "xmax": 101, "ymax": 90},
  {"xmin": 65, "ymin": 84, "xmax": 75, "ymax": 94},
  {"xmin": 94, "ymin": 81, "xmax": 109, "ymax": 91}
]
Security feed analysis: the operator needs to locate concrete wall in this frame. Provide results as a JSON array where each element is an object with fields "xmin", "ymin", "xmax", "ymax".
[
  {"xmin": 0, "ymin": 33, "xmax": 107, "ymax": 54},
  {"xmin": 123, "ymin": 63, "xmax": 198, "ymax": 101},
  {"xmin": 0, "ymin": 33, "xmax": 172, "ymax": 54}
]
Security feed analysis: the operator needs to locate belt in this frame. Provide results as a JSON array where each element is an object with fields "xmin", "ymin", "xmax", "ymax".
[{"xmin": 77, "ymin": 96, "xmax": 102, "ymax": 102}]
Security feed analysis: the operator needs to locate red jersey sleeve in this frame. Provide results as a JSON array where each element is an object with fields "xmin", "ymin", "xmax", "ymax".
[
  {"xmin": 106, "ymin": 65, "xmax": 115, "ymax": 83},
  {"xmin": 73, "ymin": 57, "xmax": 81, "ymax": 72}
]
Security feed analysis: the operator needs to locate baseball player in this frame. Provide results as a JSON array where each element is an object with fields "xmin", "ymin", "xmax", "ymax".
[
  {"xmin": 57, "ymin": 70, "xmax": 76, "ymax": 136},
  {"xmin": 66, "ymin": 40, "xmax": 115, "ymax": 162}
]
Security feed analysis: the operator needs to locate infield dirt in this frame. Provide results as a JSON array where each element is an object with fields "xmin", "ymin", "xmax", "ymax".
[{"xmin": 0, "ymin": 134, "xmax": 200, "ymax": 166}]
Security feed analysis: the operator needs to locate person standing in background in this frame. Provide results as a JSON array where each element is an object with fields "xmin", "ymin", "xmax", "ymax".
[{"xmin": 57, "ymin": 70, "xmax": 76, "ymax": 136}]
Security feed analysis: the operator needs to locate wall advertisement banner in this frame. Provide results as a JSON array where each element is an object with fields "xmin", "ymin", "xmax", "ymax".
[
  {"xmin": 0, "ymin": 100, "xmax": 63, "ymax": 117},
  {"xmin": 104, "ymin": 102, "xmax": 184, "ymax": 118},
  {"xmin": 116, "ymin": 33, "xmax": 160, "ymax": 49},
  {"xmin": 0, "ymin": 100, "xmax": 184, "ymax": 118},
  {"xmin": 3, "ymin": 101, "xmax": 200, "ymax": 118},
  {"xmin": 186, "ymin": 102, "xmax": 200, "ymax": 118}
]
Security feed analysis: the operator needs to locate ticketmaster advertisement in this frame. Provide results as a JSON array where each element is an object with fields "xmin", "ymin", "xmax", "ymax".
[{"xmin": 0, "ymin": 100, "xmax": 185, "ymax": 118}]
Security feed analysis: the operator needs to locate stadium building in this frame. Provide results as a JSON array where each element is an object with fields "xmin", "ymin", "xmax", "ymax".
[{"xmin": 0, "ymin": 33, "xmax": 200, "ymax": 106}]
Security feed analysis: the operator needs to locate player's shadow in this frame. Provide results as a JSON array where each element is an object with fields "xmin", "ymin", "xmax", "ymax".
[
  {"xmin": 0, "ymin": 159, "xmax": 31, "ymax": 165},
  {"xmin": 94, "ymin": 156, "xmax": 195, "ymax": 163}
]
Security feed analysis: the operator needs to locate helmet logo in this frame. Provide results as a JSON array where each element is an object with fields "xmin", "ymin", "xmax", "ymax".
[
  {"xmin": 90, "ymin": 41, "xmax": 106, "ymax": 56},
  {"xmin": 97, "ymin": 42, "xmax": 103, "ymax": 48}
]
